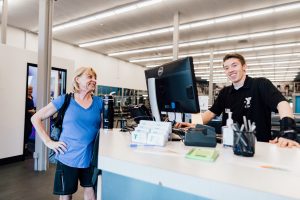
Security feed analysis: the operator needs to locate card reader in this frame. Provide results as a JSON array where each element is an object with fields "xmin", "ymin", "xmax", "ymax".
[{"xmin": 184, "ymin": 125, "xmax": 217, "ymax": 147}]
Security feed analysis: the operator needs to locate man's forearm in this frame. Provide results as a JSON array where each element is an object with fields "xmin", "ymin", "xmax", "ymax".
[
  {"xmin": 201, "ymin": 110, "xmax": 216, "ymax": 125},
  {"xmin": 277, "ymin": 101, "xmax": 294, "ymax": 119}
]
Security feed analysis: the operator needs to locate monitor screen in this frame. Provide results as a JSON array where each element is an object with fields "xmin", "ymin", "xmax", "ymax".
[{"xmin": 145, "ymin": 57, "xmax": 200, "ymax": 121}]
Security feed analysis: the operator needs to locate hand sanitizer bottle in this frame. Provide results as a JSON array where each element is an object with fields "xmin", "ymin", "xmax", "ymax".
[{"xmin": 222, "ymin": 109, "xmax": 234, "ymax": 147}]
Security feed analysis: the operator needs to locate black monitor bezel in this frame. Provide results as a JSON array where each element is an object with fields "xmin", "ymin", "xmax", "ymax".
[{"xmin": 144, "ymin": 57, "xmax": 200, "ymax": 115}]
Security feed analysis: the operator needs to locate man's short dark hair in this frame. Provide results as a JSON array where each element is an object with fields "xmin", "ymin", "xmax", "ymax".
[{"xmin": 223, "ymin": 53, "xmax": 246, "ymax": 66}]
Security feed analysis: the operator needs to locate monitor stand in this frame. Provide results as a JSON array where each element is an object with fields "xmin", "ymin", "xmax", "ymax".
[{"xmin": 148, "ymin": 78, "xmax": 161, "ymax": 122}]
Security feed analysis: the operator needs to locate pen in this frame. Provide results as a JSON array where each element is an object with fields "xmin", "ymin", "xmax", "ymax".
[
  {"xmin": 259, "ymin": 165, "xmax": 288, "ymax": 171},
  {"xmin": 234, "ymin": 131, "xmax": 247, "ymax": 147},
  {"xmin": 130, "ymin": 143, "xmax": 156, "ymax": 148},
  {"xmin": 243, "ymin": 116, "xmax": 248, "ymax": 131},
  {"xmin": 240, "ymin": 124, "xmax": 245, "ymax": 132},
  {"xmin": 251, "ymin": 125, "xmax": 256, "ymax": 132},
  {"xmin": 251, "ymin": 122, "xmax": 256, "ymax": 132},
  {"xmin": 248, "ymin": 120, "xmax": 252, "ymax": 132}
]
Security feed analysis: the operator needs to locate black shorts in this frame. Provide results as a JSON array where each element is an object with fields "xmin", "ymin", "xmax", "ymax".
[{"xmin": 53, "ymin": 161, "xmax": 93, "ymax": 195}]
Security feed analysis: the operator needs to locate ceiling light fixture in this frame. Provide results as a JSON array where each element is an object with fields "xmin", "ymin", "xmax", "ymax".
[
  {"xmin": 194, "ymin": 60, "xmax": 300, "ymax": 69},
  {"xmin": 197, "ymin": 74, "xmax": 297, "ymax": 81},
  {"xmin": 199, "ymin": 77, "xmax": 297, "ymax": 83},
  {"xmin": 108, "ymin": 27, "xmax": 300, "ymax": 56},
  {"xmin": 53, "ymin": 0, "xmax": 162, "ymax": 32},
  {"xmin": 130, "ymin": 42, "xmax": 300, "ymax": 63},
  {"xmin": 212, "ymin": 77, "xmax": 295, "ymax": 83},
  {"xmin": 195, "ymin": 66, "xmax": 300, "ymax": 74},
  {"xmin": 146, "ymin": 53, "xmax": 300, "ymax": 67},
  {"xmin": 199, "ymin": 71, "xmax": 298, "ymax": 77},
  {"xmin": 79, "ymin": 1, "xmax": 300, "ymax": 47}
]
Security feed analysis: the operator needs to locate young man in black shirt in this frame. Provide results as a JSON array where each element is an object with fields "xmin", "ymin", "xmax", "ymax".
[{"xmin": 176, "ymin": 53, "xmax": 299, "ymax": 148}]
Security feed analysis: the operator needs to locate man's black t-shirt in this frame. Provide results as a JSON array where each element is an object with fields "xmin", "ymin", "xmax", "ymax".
[{"xmin": 209, "ymin": 76, "xmax": 286, "ymax": 142}]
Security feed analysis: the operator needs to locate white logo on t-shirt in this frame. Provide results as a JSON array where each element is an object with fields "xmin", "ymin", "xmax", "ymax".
[{"xmin": 244, "ymin": 97, "xmax": 252, "ymax": 108}]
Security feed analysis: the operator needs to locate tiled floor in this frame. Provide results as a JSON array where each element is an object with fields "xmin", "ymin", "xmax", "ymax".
[{"xmin": 0, "ymin": 159, "xmax": 84, "ymax": 200}]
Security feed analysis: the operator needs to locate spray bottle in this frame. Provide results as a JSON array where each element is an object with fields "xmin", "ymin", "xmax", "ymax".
[{"xmin": 222, "ymin": 109, "xmax": 234, "ymax": 147}]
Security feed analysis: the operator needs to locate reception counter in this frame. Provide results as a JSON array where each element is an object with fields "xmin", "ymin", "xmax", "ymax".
[{"xmin": 97, "ymin": 129, "xmax": 300, "ymax": 200}]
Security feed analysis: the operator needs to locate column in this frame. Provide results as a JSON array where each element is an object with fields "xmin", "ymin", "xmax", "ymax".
[
  {"xmin": 35, "ymin": 0, "xmax": 54, "ymax": 171},
  {"xmin": 208, "ymin": 51, "xmax": 214, "ymax": 106},
  {"xmin": 1, "ymin": 0, "xmax": 8, "ymax": 44},
  {"xmin": 173, "ymin": 12, "xmax": 179, "ymax": 60}
]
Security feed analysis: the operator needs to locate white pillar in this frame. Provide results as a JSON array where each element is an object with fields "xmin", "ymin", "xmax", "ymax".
[
  {"xmin": 208, "ymin": 51, "xmax": 214, "ymax": 106},
  {"xmin": 173, "ymin": 12, "xmax": 179, "ymax": 60},
  {"xmin": 35, "ymin": 0, "xmax": 53, "ymax": 171},
  {"xmin": 1, "ymin": 0, "xmax": 8, "ymax": 44}
]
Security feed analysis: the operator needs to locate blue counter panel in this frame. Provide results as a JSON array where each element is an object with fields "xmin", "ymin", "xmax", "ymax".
[{"xmin": 102, "ymin": 171, "xmax": 208, "ymax": 200}]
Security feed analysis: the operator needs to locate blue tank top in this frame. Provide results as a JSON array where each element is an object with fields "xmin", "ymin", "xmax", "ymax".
[{"xmin": 52, "ymin": 94, "xmax": 103, "ymax": 168}]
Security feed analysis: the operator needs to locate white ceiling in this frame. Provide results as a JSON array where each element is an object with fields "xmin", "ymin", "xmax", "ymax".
[{"xmin": 1, "ymin": 0, "xmax": 300, "ymax": 83}]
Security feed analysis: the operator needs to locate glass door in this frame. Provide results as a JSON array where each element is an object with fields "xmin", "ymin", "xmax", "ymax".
[{"xmin": 24, "ymin": 63, "xmax": 67, "ymax": 158}]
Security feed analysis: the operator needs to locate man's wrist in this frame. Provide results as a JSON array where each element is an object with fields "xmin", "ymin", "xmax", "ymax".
[
  {"xmin": 280, "ymin": 130, "xmax": 297, "ymax": 140},
  {"xmin": 279, "ymin": 117, "xmax": 298, "ymax": 141}
]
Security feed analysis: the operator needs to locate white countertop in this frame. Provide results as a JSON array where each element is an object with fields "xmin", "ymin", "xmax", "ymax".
[{"xmin": 98, "ymin": 129, "xmax": 300, "ymax": 200}]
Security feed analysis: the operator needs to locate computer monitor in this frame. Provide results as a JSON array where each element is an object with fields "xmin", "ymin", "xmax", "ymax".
[
  {"xmin": 129, "ymin": 104, "xmax": 153, "ymax": 123},
  {"xmin": 145, "ymin": 57, "xmax": 200, "ymax": 121}
]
